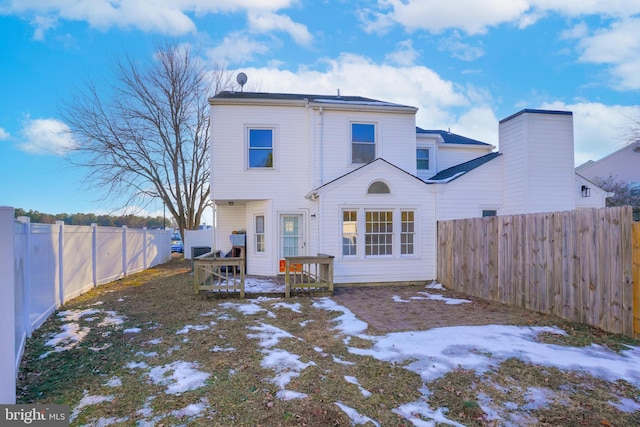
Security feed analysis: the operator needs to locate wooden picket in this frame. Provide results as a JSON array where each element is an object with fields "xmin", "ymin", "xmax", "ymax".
[{"xmin": 437, "ymin": 206, "xmax": 637, "ymax": 337}]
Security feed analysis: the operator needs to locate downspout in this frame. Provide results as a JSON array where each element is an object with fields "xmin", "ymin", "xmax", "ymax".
[{"xmin": 319, "ymin": 106, "xmax": 324, "ymax": 185}]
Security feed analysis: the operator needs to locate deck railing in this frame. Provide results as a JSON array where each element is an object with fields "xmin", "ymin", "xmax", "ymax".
[
  {"xmin": 193, "ymin": 252, "xmax": 245, "ymax": 298},
  {"xmin": 284, "ymin": 254, "xmax": 334, "ymax": 298}
]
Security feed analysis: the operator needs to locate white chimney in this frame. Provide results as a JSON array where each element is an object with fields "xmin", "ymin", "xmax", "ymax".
[{"xmin": 499, "ymin": 109, "xmax": 575, "ymax": 215}]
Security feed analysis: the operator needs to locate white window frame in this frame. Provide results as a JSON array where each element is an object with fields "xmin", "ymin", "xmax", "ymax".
[
  {"xmin": 247, "ymin": 126, "xmax": 276, "ymax": 169},
  {"xmin": 254, "ymin": 214, "xmax": 265, "ymax": 253},
  {"xmin": 342, "ymin": 210, "xmax": 358, "ymax": 257},
  {"xmin": 364, "ymin": 210, "xmax": 393, "ymax": 257},
  {"xmin": 351, "ymin": 122, "xmax": 376, "ymax": 164},
  {"xmin": 400, "ymin": 210, "xmax": 415, "ymax": 256}
]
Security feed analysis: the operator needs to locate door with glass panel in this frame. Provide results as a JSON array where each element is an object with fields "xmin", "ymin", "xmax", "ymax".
[{"xmin": 280, "ymin": 214, "xmax": 304, "ymax": 257}]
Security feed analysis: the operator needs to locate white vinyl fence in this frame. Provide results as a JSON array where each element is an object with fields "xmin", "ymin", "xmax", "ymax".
[{"xmin": 0, "ymin": 206, "xmax": 171, "ymax": 404}]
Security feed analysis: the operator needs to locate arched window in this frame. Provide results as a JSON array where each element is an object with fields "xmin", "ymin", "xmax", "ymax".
[{"xmin": 367, "ymin": 181, "xmax": 390, "ymax": 194}]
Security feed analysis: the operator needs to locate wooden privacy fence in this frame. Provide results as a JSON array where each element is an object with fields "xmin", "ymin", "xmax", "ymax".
[{"xmin": 437, "ymin": 206, "xmax": 638, "ymax": 337}]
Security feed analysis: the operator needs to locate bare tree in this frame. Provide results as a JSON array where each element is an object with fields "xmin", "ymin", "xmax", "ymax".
[
  {"xmin": 592, "ymin": 176, "xmax": 640, "ymax": 221},
  {"xmin": 63, "ymin": 42, "xmax": 234, "ymax": 239}
]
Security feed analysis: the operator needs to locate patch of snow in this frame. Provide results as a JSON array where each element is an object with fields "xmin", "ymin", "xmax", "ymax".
[
  {"xmin": 425, "ymin": 282, "xmax": 445, "ymax": 290},
  {"xmin": 332, "ymin": 355, "xmax": 356, "ymax": 366},
  {"xmin": 89, "ymin": 343, "xmax": 112, "ymax": 352},
  {"xmin": 392, "ymin": 295, "xmax": 410, "ymax": 303},
  {"xmin": 123, "ymin": 327, "xmax": 141, "ymax": 333},
  {"xmin": 125, "ymin": 361, "xmax": 148, "ymax": 369},
  {"xmin": 415, "ymin": 291, "xmax": 471, "ymax": 305},
  {"xmin": 608, "ymin": 397, "xmax": 640, "ymax": 413},
  {"xmin": 70, "ymin": 393, "xmax": 114, "ymax": 422},
  {"xmin": 210, "ymin": 346, "xmax": 236, "ymax": 352},
  {"xmin": 312, "ymin": 298, "xmax": 368, "ymax": 335},
  {"xmin": 145, "ymin": 338, "xmax": 163, "ymax": 345},
  {"xmin": 220, "ymin": 301, "xmax": 265, "ymax": 315},
  {"xmin": 244, "ymin": 278, "xmax": 284, "ymax": 293},
  {"xmin": 334, "ymin": 402, "xmax": 380, "ymax": 427},
  {"xmin": 105, "ymin": 377, "xmax": 122, "ymax": 387},
  {"xmin": 299, "ymin": 319, "xmax": 313, "ymax": 327},
  {"xmin": 40, "ymin": 322, "xmax": 90, "ymax": 358},
  {"xmin": 247, "ymin": 322, "xmax": 296, "ymax": 348},
  {"xmin": 148, "ymin": 361, "xmax": 210, "ymax": 394},
  {"xmin": 261, "ymin": 348, "xmax": 316, "ymax": 400},
  {"xmin": 344, "ymin": 375, "xmax": 372, "ymax": 397},
  {"xmin": 272, "ymin": 301, "xmax": 302, "ymax": 313},
  {"xmin": 58, "ymin": 308, "xmax": 101, "ymax": 322},
  {"xmin": 98, "ymin": 311, "xmax": 125, "ymax": 327},
  {"xmin": 176, "ymin": 324, "xmax": 210, "ymax": 334},
  {"xmin": 392, "ymin": 400, "xmax": 465, "ymax": 427},
  {"xmin": 136, "ymin": 351, "xmax": 158, "ymax": 358}
]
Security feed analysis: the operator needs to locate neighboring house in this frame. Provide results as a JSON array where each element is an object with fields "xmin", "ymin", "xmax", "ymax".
[
  {"xmin": 576, "ymin": 140, "xmax": 640, "ymax": 194},
  {"xmin": 208, "ymin": 92, "xmax": 607, "ymax": 284}
]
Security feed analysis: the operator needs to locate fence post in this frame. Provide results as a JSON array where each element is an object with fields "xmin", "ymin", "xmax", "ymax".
[
  {"xmin": 56, "ymin": 220, "xmax": 64, "ymax": 306},
  {"xmin": 91, "ymin": 223, "xmax": 98, "ymax": 287},
  {"xmin": 17, "ymin": 217, "xmax": 32, "ymax": 337},
  {"xmin": 122, "ymin": 225, "xmax": 127, "ymax": 277},
  {"xmin": 143, "ymin": 227, "xmax": 148, "ymax": 270},
  {"xmin": 0, "ymin": 206, "xmax": 16, "ymax": 404}
]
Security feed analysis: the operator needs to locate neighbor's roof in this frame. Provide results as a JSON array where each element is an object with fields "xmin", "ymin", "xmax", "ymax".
[
  {"xmin": 427, "ymin": 152, "xmax": 502, "ymax": 183},
  {"xmin": 211, "ymin": 91, "xmax": 417, "ymax": 110},
  {"xmin": 416, "ymin": 128, "xmax": 492, "ymax": 146}
]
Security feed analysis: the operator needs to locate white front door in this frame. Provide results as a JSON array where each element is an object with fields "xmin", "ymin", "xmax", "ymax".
[{"xmin": 280, "ymin": 214, "xmax": 304, "ymax": 257}]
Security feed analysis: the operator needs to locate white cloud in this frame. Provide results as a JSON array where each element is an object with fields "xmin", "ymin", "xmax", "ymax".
[
  {"xmin": 538, "ymin": 101, "xmax": 640, "ymax": 165},
  {"xmin": 4, "ymin": 0, "xmax": 298, "ymax": 38},
  {"xmin": 438, "ymin": 32, "xmax": 485, "ymax": 61},
  {"xmin": 19, "ymin": 117, "xmax": 77, "ymax": 155},
  {"xmin": 0, "ymin": 127, "xmax": 10, "ymax": 140},
  {"xmin": 385, "ymin": 39, "xmax": 420, "ymax": 66},
  {"xmin": 247, "ymin": 11, "xmax": 313, "ymax": 46},
  {"xmin": 373, "ymin": 0, "xmax": 531, "ymax": 35},
  {"xmin": 365, "ymin": 0, "xmax": 640, "ymax": 35},
  {"xmin": 229, "ymin": 53, "xmax": 487, "ymax": 137},
  {"xmin": 207, "ymin": 31, "xmax": 271, "ymax": 64},
  {"xmin": 573, "ymin": 18, "xmax": 640, "ymax": 90}
]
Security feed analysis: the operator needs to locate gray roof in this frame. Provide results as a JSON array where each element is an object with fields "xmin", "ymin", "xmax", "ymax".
[
  {"xmin": 427, "ymin": 152, "xmax": 501, "ymax": 182},
  {"xmin": 416, "ymin": 128, "xmax": 491, "ymax": 146},
  {"xmin": 212, "ymin": 91, "xmax": 415, "ymax": 109}
]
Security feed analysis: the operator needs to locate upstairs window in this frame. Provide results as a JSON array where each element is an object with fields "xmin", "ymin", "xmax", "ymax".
[
  {"xmin": 352, "ymin": 123, "xmax": 375, "ymax": 164},
  {"xmin": 417, "ymin": 148, "xmax": 430, "ymax": 170},
  {"xmin": 248, "ymin": 128, "xmax": 273, "ymax": 168}
]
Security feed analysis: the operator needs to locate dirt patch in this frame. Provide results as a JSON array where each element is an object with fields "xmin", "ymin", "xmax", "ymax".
[{"xmin": 333, "ymin": 285, "xmax": 552, "ymax": 333}]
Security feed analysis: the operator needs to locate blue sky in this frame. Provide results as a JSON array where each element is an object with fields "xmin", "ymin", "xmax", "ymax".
[{"xmin": 1, "ymin": 0, "xmax": 639, "ymax": 216}]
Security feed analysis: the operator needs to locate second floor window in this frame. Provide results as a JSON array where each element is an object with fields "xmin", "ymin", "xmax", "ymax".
[
  {"xmin": 352, "ymin": 123, "xmax": 375, "ymax": 164},
  {"xmin": 417, "ymin": 148, "xmax": 430, "ymax": 170},
  {"xmin": 249, "ymin": 128, "xmax": 273, "ymax": 168}
]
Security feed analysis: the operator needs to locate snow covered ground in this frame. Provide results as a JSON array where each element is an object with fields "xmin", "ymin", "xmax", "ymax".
[{"xmin": 38, "ymin": 284, "xmax": 640, "ymax": 426}]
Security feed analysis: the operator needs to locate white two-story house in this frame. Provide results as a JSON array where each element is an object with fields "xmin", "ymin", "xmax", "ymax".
[{"xmin": 208, "ymin": 92, "xmax": 608, "ymax": 284}]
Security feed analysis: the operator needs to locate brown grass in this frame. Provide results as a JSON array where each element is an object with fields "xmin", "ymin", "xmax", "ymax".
[{"xmin": 17, "ymin": 256, "xmax": 640, "ymax": 426}]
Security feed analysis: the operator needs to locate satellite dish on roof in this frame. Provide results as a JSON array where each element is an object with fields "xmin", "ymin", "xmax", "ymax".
[{"xmin": 236, "ymin": 72, "xmax": 247, "ymax": 92}]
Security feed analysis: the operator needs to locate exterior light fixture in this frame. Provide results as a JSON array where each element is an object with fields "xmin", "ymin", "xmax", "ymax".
[{"xmin": 581, "ymin": 185, "xmax": 591, "ymax": 197}]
